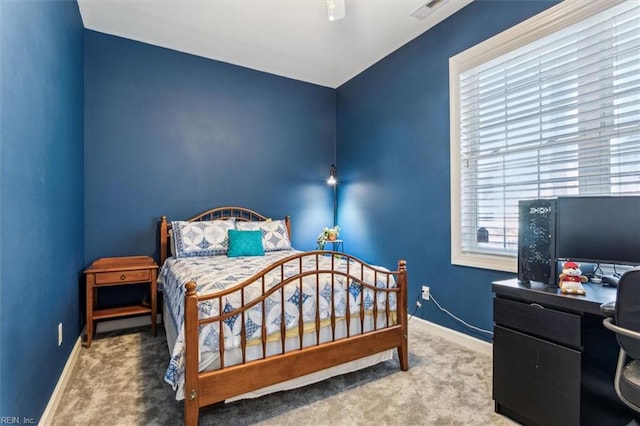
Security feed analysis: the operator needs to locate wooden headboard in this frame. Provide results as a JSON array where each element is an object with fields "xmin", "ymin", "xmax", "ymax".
[{"xmin": 159, "ymin": 206, "xmax": 291, "ymax": 265}]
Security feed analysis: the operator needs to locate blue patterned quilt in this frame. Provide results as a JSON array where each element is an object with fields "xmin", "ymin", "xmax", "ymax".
[{"xmin": 158, "ymin": 250, "xmax": 397, "ymax": 395}]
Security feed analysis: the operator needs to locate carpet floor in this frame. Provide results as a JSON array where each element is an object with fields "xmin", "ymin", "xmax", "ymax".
[{"xmin": 52, "ymin": 320, "xmax": 514, "ymax": 425}]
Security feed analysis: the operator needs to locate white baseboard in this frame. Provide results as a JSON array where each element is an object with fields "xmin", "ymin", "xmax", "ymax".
[
  {"xmin": 409, "ymin": 316, "xmax": 493, "ymax": 357},
  {"xmin": 39, "ymin": 336, "xmax": 82, "ymax": 426},
  {"xmin": 96, "ymin": 314, "xmax": 163, "ymax": 333}
]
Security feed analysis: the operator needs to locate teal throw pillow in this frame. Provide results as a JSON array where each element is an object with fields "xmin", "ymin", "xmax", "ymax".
[{"xmin": 227, "ymin": 230, "xmax": 265, "ymax": 257}]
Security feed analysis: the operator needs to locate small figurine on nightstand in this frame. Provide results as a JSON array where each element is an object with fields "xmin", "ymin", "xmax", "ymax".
[
  {"xmin": 316, "ymin": 226, "xmax": 340, "ymax": 250},
  {"xmin": 559, "ymin": 260, "xmax": 588, "ymax": 295}
]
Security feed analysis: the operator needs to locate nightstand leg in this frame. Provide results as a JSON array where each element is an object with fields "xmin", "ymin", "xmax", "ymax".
[
  {"xmin": 151, "ymin": 271, "xmax": 157, "ymax": 337},
  {"xmin": 86, "ymin": 275, "xmax": 94, "ymax": 348}
]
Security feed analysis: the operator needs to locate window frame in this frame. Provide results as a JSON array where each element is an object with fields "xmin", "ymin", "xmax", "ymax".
[{"xmin": 449, "ymin": 0, "xmax": 629, "ymax": 272}]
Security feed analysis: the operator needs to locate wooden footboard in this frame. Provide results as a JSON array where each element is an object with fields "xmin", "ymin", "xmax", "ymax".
[
  {"xmin": 182, "ymin": 252, "xmax": 408, "ymax": 426},
  {"xmin": 158, "ymin": 208, "xmax": 408, "ymax": 425}
]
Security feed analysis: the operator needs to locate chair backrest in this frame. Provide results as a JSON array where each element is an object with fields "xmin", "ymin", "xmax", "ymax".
[{"xmin": 615, "ymin": 267, "xmax": 640, "ymax": 359}]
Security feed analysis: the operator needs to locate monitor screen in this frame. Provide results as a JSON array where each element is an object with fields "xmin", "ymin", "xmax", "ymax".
[{"xmin": 556, "ymin": 196, "xmax": 640, "ymax": 266}]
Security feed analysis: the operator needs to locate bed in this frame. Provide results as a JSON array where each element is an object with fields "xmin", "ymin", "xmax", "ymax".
[{"xmin": 158, "ymin": 206, "xmax": 408, "ymax": 425}]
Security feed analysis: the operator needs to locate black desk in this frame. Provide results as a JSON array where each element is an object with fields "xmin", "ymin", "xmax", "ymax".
[{"xmin": 492, "ymin": 279, "xmax": 632, "ymax": 426}]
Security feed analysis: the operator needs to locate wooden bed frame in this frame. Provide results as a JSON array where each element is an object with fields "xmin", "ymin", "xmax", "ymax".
[{"xmin": 159, "ymin": 207, "xmax": 408, "ymax": 425}]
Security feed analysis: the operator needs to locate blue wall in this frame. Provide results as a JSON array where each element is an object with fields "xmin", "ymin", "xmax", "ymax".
[
  {"xmin": 0, "ymin": 1, "xmax": 563, "ymax": 419},
  {"xmin": 0, "ymin": 0, "xmax": 84, "ymax": 420},
  {"xmin": 84, "ymin": 31, "xmax": 336, "ymax": 265},
  {"xmin": 336, "ymin": 0, "xmax": 559, "ymax": 340}
]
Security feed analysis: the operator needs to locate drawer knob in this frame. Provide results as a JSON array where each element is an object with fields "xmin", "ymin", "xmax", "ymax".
[
  {"xmin": 120, "ymin": 274, "xmax": 126, "ymax": 280},
  {"xmin": 530, "ymin": 303, "xmax": 545, "ymax": 309}
]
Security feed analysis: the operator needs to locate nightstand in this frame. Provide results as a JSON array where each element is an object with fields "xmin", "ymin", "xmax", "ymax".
[
  {"xmin": 84, "ymin": 256, "xmax": 158, "ymax": 348},
  {"xmin": 328, "ymin": 239, "xmax": 344, "ymax": 253}
]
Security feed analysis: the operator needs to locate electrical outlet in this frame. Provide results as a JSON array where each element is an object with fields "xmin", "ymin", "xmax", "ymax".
[
  {"xmin": 421, "ymin": 285, "xmax": 430, "ymax": 300},
  {"xmin": 58, "ymin": 322, "xmax": 63, "ymax": 346}
]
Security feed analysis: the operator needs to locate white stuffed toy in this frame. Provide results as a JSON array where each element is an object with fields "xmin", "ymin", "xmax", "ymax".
[{"xmin": 559, "ymin": 260, "xmax": 588, "ymax": 295}]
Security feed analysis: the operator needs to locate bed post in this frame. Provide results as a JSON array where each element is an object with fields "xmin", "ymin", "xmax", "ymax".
[
  {"xmin": 285, "ymin": 215, "xmax": 291, "ymax": 241},
  {"xmin": 160, "ymin": 216, "xmax": 168, "ymax": 265},
  {"xmin": 397, "ymin": 260, "xmax": 409, "ymax": 371},
  {"xmin": 184, "ymin": 281, "xmax": 200, "ymax": 426}
]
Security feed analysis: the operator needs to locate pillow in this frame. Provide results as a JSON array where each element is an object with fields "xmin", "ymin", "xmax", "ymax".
[
  {"xmin": 236, "ymin": 219, "xmax": 292, "ymax": 252},
  {"xmin": 227, "ymin": 230, "xmax": 265, "ymax": 257},
  {"xmin": 171, "ymin": 219, "xmax": 235, "ymax": 258}
]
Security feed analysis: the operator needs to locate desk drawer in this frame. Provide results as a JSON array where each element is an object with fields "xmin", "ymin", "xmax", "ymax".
[
  {"xmin": 494, "ymin": 297, "xmax": 581, "ymax": 349},
  {"xmin": 95, "ymin": 269, "xmax": 151, "ymax": 285}
]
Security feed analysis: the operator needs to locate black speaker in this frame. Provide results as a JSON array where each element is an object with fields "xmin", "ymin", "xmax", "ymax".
[{"xmin": 518, "ymin": 199, "xmax": 557, "ymax": 285}]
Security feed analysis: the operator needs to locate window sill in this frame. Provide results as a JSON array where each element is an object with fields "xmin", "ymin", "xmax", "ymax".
[{"xmin": 451, "ymin": 251, "xmax": 517, "ymax": 273}]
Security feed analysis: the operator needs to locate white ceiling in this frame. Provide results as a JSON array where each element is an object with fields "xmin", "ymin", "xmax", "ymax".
[{"xmin": 78, "ymin": 0, "xmax": 473, "ymax": 88}]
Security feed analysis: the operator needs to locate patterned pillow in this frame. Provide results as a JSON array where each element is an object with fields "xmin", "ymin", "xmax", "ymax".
[
  {"xmin": 171, "ymin": 219, "xmax": 235, "ymax": 257},
  {"xmin": 236, "ymin": 219, "xmax": 292, "ymax": 252},
  {"xmin": 227, "ymin": 230, "xmax": 265, "ymax": 257}
]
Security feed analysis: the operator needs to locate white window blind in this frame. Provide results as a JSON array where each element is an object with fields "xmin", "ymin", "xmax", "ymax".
[{"xmin": 450, "ymin": 0, "xmax": 640, "ymax": 272}]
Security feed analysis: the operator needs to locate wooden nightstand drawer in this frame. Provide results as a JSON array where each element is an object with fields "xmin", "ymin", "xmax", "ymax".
[{"xmin": 95, "ymin": 269, "xmax": 151, "ymax": 285}]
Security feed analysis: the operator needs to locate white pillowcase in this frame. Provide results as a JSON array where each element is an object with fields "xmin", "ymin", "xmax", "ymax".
[
  {"xmin": 171, "ymin": 219, "xmax": 236, "ymax": 257},
  {"xmin": 236, "ymin": 219, "xmax": 292, "ymax": 252}
]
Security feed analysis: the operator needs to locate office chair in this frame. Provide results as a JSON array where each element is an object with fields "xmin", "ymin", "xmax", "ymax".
[{"xmin": 603, "ymin": 267, "xmax": 640, "ymax": 413}]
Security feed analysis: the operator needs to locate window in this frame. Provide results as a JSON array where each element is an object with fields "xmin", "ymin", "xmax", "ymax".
[{"xmin": 450, "ymin": 0, "xmax": 640, "ymax": 272}]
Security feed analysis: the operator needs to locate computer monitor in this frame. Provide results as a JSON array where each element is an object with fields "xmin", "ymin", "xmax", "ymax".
[{"xmin": 555, "ymin": 196, "xmax": 640, "ymax": 266}]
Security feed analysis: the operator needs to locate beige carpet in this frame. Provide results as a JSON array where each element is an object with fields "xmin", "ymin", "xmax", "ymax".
[{"xmin": 52, "ymin": 320, "xmax": 514, "ymax": 425}]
